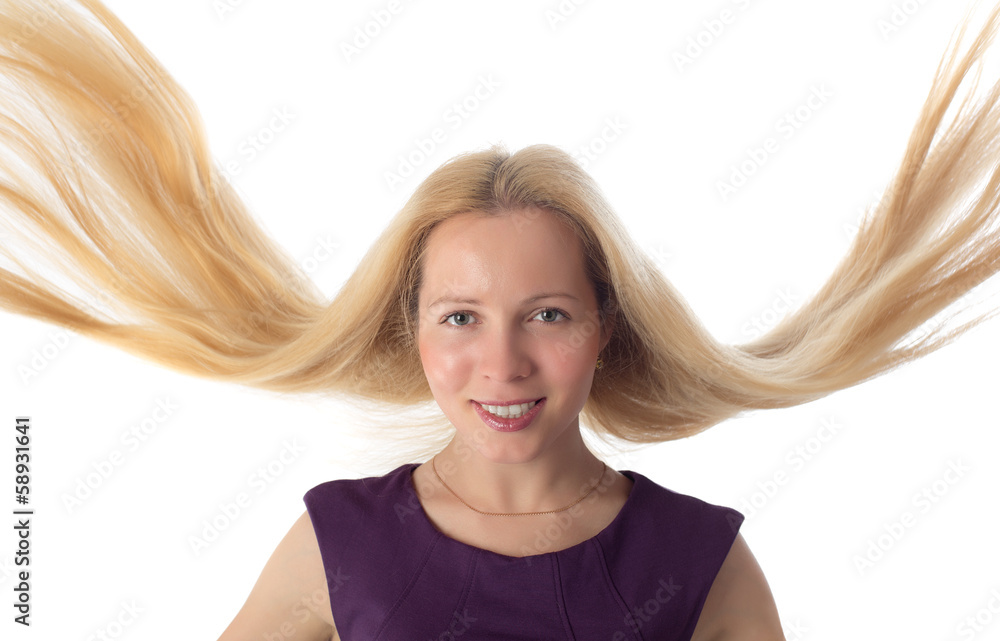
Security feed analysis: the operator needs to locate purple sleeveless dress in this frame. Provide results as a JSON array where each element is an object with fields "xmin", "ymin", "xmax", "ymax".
[{"xmin": 303, "ymin": 463, "xmax": 743, "ymax": 640}]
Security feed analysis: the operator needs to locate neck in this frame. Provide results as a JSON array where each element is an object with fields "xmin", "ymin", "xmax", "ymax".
[{"xmin": 430, "ymin": 424, "xmax": 607, "ymax": 515}]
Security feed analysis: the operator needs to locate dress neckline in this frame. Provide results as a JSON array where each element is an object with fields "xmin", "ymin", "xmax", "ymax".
[{"xmin": 402, "ymin": 462, "xmax": 640, "ymax": 561}]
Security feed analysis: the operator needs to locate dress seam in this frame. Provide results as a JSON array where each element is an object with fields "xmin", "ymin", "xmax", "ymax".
[
  {"xmin": 371, "ymin": 532, "xmax": 441, "ymax": 641},
  {"xmin": 455, "ymin": 550, "xmax": 478, "ymax": 625},
  {"xmin": 594, "ymin": 537, "xmax": 645, "ymax": 641},
  {"xmin": 551, "ymin": 555, "xmax": 577, "ymax": 641}
]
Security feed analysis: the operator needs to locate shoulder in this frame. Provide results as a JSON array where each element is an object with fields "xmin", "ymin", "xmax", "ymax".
[
  {"xmin": 615, "ymin": 473, "xmax": 782, "ymax": 639},
  {"xmin": 304, "ymin": 464, "xmax": 409, "ymax": 502},
  {"xmin": 304, "ymin": 463, "xmax": 418, "ymax": 524},
  {"xmin": 301, "ymin": 463, "xmax": 424, "ymax": 577},
  {"xmin": 622, "ymin": 471, "xmax": 745, "ymax": 551},
  {"xmin": 216, "ymin": 510, "xmax": 335, "ymax": 640},
  {"xmin": 689, "ymin": 533, "xmax": 785, "ymax": 641}
]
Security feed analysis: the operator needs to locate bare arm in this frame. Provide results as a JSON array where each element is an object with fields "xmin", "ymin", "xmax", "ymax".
[
  {"xmin": 216, "ymin": 510, "xmax": 337, "ymax": 641},
  {"xmin": 689, "ymin": 533, "xmax": 785, "ymax": 641}
]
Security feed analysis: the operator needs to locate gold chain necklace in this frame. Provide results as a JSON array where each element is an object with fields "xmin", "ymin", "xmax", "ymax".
[{"xmin": 431, "ymin": 455, "xmax": 608, "ymax": 517}]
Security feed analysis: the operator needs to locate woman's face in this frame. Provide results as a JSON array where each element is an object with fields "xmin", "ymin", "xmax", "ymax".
[{"xmin": 416, "ymin": 206, "xmax": 612, "ymax": 464}]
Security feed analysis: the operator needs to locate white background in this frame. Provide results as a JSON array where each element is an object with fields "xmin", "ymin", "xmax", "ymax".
[{"xmin": 2, "ymin": 0, "xmax": 1000, "ymax": 639}]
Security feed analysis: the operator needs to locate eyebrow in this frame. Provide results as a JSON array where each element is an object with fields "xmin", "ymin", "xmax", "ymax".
[{"xmin": 427, "ymin": 292, "xmax": 580, "ymax": 309}]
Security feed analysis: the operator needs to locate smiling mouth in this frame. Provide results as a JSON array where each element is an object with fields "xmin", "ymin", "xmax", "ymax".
[{"xmin": 473, "ymin": 397, "xmax": 544, "ymax": 419}]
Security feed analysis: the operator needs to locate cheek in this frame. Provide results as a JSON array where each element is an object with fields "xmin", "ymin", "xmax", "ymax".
[
  {"xmin": 418, "ymin": 333, "xmax": 468, "ymax": 396},
  {"xmin": 540, "ymin": 337, "xmax": 597, "ymax": 392}
]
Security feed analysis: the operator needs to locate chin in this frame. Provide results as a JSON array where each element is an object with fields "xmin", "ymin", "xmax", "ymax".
[{"xmin": 460, "ymin": 427, "xmax": 568, "ymax": 466}]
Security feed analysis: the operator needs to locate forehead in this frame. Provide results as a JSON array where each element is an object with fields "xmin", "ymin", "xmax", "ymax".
[{"xmin": 420, "ymin": 207, "xmax": 588, "ymax": 303}]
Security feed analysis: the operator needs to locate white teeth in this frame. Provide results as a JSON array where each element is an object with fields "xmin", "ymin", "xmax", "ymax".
[{"xmin": 483, "ymin": 400, "xmax": 537, "ymax": 419}]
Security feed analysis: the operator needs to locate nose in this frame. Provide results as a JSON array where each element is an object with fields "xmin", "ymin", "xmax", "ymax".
[{"xmin": 477, "ymin": 323, "xmax": 532, "ymax": 382}]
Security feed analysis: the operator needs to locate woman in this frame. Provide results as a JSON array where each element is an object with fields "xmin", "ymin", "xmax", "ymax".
[{"xmin": 2, "ymin": 1, "xmax": 999, "ymax": 638}]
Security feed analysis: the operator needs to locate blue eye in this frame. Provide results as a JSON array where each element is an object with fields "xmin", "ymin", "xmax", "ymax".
[
  {"xmin": 443, "ymin": 312, "xmax": 475, "ymax": 326},
  {"xmin": 534, "ymin": 308, "xmax": 567, "ymax": 323},
  {"xmin": 441, "ymin": 308, "xmax": 569, "ymax": 328}
]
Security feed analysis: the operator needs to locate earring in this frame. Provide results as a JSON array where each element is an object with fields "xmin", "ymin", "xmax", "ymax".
[{"xmin": 595, "ymin": 356, "xmax": 604, "ymax": 370}]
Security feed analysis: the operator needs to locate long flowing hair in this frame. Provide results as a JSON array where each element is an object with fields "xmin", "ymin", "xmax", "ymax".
[{"xmin": 3, "ymin": 0, "xmax": 1000, "ymax": 465}]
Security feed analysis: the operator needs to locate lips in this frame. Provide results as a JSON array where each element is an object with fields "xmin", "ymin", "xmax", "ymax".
[{"xmin": 471, "ymin": 397, "xmax": 546, "ymax": 433}]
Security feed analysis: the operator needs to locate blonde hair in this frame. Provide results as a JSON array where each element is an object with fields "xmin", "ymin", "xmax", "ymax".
[{"xmin": 3, "ymin": 0, "xmax": 1000, "ymax": 466}]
